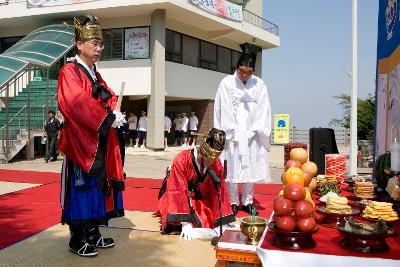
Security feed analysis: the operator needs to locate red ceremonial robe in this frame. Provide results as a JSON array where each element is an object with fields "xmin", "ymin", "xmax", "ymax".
[
  {"xmin": 158, "ymin": 149, "xmax": 235, "ymax": 231},
  {"xmin": 58, "ymin": 61, "xmax": 124, "ymax": 214}
]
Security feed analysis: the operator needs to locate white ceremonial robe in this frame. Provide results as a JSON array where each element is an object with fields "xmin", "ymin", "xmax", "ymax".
[{"xmin": 214, "ymin": 72, "xmax": 272, "ymax": 184}]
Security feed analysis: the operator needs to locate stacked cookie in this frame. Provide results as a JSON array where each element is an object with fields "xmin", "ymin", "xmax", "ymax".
[
  {"xmin": 354, "ymin": 182, "xmax": 374, "ymax": 199},
  {"xmin": 325, "ymin": 196, "xmax": 352, "ymax": 214},
  {"xmin": 316, "ymin": 174, "xmax": 336, "ymax": 186},
  {"xmin": 362, "ymin": 201, "xmax": 399, "ymax": 221}
]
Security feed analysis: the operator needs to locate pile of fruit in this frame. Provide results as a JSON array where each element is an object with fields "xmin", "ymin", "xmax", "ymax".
[{"xmin": 273, "ymin": 147, "xmax": 318, "ymax": 232}]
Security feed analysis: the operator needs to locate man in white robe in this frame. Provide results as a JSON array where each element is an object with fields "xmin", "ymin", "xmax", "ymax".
[{"xmin": 214, "ymin": 43, "xmax": 271, "ymax": 216}]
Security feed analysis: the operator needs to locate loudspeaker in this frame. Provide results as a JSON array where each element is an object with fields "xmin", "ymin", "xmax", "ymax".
[{"xmin": 309, "ymin": 128, "xmax": 339, "ymax": 175}]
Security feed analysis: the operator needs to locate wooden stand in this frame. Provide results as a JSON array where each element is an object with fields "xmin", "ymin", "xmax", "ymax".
[
  {"xmin": 268, "ymin": 222, "xmax": 319, "ymax": 250},
  {"xmin": 317, "ymin": 205, "xmax": 361, "ymax": 228},
  {"xmin": 337, "ymin": 225, "xmax": 392, "ymax": 253},
  {"xmin": 215, "ymin": 230, "xmax": 261, "ymax": 267}
]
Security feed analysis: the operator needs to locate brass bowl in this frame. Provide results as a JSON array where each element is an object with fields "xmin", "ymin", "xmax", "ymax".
[{"xmin": 240, "ymin": 216, "xmax": 267, "ymax": 245}]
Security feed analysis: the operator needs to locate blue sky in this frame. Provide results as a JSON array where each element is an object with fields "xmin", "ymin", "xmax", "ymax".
[{"xmin": 262, "ymin": 0, "xmax": 378, "ymax": 129}]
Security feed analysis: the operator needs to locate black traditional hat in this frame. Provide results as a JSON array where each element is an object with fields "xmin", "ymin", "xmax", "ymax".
[{"xmin": 236, "ymin": 42, "xmax": 262, "ymax": 69}]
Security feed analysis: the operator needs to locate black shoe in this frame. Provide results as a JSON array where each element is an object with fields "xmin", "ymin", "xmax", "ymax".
[
  {"xmin": 69, "ymin": 241, "xmax": 98, "ymax": 257},
  {"xmin": 49, "ymin": 158, "xmax": 57, "ymax": 162},
  {"xmin": 241, "ymin": 204, "xmax": 259, "ymax": 216},
  {"xmin": 231, "ymin": 204, "xmax": 239, "ymax": 216},
  {"xmin": 87, "ymin": 235, "xmax": 115, "ymax": 248},
  {"xmin": 44, "ymin": 158, "xmax": 49, "ymax": 163}
]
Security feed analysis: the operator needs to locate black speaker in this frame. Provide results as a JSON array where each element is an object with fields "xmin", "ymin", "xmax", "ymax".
[{"xmin": 309, "ymin": 128, "xmax": 339, "ymax": 175}]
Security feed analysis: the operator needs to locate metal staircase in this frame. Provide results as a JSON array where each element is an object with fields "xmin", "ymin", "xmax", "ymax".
[
  {"xmin": 0, "ymin": 73, "xmax": 58, "ymax": 163},
  {"xmin": 0, "ymin": 24, "xmax": 74, "ymax": 163}
]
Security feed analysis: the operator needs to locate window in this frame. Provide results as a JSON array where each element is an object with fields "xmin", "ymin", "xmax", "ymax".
[
  {"xmin": 217, "ymin": 46, "xmax": 231, "ymax": 74},
  {"xmin": 125, "ymin": 27, "xmax": 150, "ymax": 59},
  {"xmin": 166, "ymin": 30, "xmax": 181, "ymax": 63},
  {"xmin": 102, "ymin": 29, "xmax": 123, "ymax": 60},
  {"xmin": 231, "ymin": 50, "xmax": 241, "ymax": 74},
  {"xmin": 164, "ymin": 29, "xmax": 247, "ymax": 75},
  {"xmin": 0, "ymin": 36, "xmax": 23, "ymax": 53},
  {"xmin": 182, "ymin": 35, "xmax": 199, "ymax": 67},
  {"xmin": 200, "ymin": 41, "xmax": 217, "ymax": 71}
]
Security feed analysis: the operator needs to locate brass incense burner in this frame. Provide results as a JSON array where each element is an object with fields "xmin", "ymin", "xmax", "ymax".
[{"xmin": 240, "ymin": 216, "xmax": 267, "ymax": 245}]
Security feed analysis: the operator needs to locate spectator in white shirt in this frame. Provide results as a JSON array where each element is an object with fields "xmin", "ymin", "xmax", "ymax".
[
  {"xmin": 173, "ymin": 113, "xmax": 182, "ymax": 146},
  {"xmin": 180, "ymin": 113, "xmax": 189, "ymax": 147},
  {"xmin": 164, "ymin": 115, "xmax": 172, "ymax": 148},
  {"xmin": 135, "ymin": 111, "xmax": 147, "ymax": 148},
  {"xmin": 189, "ymin": 111, "xmax": 199, "ymax": 146},
  {"xmin": 127, "ymin": 111, "xmax": 138, "ymax": 147}
]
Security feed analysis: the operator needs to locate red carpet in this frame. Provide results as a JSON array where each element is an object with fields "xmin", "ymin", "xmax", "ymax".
[{"xmin": 0, "ymin": 170, "xmax": 281, "ymax": 250}]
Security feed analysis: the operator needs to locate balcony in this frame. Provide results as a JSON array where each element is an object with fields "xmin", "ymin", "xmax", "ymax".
[
  {"xmin": 243, "ymin": 9, "xmax": 279, "ymax": 36},
  {"xmin": 0, "ymin": 0, "xmax": 279, "ymax": 36}
]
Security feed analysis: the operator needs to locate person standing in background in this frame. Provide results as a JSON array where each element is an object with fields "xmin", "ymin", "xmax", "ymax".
[
  {"xmin": 213, "ymin": 43, "xmax": 272, "ymax": 216},
  {"xmin": 127, "ymin": 111, "xmax": 138, "ymax": 147},
  {"xmin": 44, "ymin": 110, "xmax": 61, "ymax": 162},
  {"xmin": 173, "ymin": 113, "xmax": 182, "ymax": 146},
  {"xmin": 189, "ymin": 111, "xmax": 199, "ymax": 147},
  {"xmin": 181, "ymin": 112, "xmax": 189, "ymax": 147},
  {"xmin": 164, "ymin": 114, "xmax": 172, "ymax": 148},
  {"xmin": 136, "ymin": 111, "xmax": 147, "ymax": 148}
]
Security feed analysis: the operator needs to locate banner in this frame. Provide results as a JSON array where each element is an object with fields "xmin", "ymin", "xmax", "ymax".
[
  {"xmin": 189, "ymin": 0, "xmax": 243, "ymax": 22},
  {"xmin": 27, "ymin": 0, "xmax": 92, "ymax": 8},
  {"xmin": 124, "ymin": 27, "xmax": 150, "ymax": 59},
  {"xmin": 273, "ymin": 114, "xmax": 289, "ymax": 144},
  {"xmin": 375, "ymin": 0, "xmax": 400, "ymax": 157}
]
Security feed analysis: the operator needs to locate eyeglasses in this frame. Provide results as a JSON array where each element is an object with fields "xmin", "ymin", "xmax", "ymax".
[
  {"xmin": 237, "ymin": 67, "xmax": 253, "ymax": 76},
  {"xmin": 86, "ymin": 40, "xmax": 104, "ymax": 49}
]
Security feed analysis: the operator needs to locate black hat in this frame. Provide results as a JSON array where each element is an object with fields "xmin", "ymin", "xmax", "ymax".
[{"xmin": 236, "ymin": 42, "xmax": 262, "ymax": 69}]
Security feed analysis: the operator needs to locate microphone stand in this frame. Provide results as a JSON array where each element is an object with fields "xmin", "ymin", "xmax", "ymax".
[
  {"xmin": 211, "ymin": 184, "xmax": 222, "ymax": 246},
  {"xmin": 211, "ymin": 160, "xmax": 227, "ymax": 246}
]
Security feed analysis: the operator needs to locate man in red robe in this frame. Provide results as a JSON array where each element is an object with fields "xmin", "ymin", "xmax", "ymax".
[
  {"xmin": 58, "ymin": 15, "xmax": 126, "ymax": 257},
  {"xmin": 158, "ymin": 128, "xmax": 235, "ymax": 239}
]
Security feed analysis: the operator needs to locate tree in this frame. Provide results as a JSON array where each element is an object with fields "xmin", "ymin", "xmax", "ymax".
[{"xmin": 329, "ymin": 94, "xmax": 375, "ymax": 140}]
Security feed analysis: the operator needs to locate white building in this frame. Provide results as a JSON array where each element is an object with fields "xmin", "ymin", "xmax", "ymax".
[{"xmin": 0, "ymin": 0, "xmax": 279, "ymax": 152}]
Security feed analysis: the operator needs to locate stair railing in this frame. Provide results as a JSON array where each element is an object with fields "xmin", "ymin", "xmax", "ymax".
[
  {"xmin": 0, "ymin": 104, "xmax": 27, "ymax": 163},
  {"xmin": 41, "ymin": 94, "xmax": 59, "ymax": 126}
]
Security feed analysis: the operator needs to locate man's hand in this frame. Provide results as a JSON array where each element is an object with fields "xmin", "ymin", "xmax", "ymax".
[
  {"xmin": 180, "ymin": 222, "xmax": 196, "ymax": 240},
  {"xmin": 112, "ymin": 110, "xmax": 127, "ymax": 128}
]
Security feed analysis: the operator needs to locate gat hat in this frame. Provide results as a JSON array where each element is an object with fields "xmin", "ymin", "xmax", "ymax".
[
  {"xmin": 66, "ymin": 15, "xmax": 103, "ymax": 42},
  {"xmin": 199, "ymin": 128, "xmax": 226, "ymax": 159},
  {"xmin": 236, "ymin": 42, "xmax": 262, "ymax": 69}
]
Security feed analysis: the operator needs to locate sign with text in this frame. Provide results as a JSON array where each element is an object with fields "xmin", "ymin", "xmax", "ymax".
[
  {"xmin": 27, "ymin": 0, "xmax": 92, "ymax": 8},
  {"xmin": 273, "ymin": 114, "xmax": 289, "ymax": 144},
  {"xmin": 124, "ymin": 27, "xmax": 150, "ymax": 59},
  {"xmin": 189, "ymin": 0, "xmax": 243, "ymax": 22}
]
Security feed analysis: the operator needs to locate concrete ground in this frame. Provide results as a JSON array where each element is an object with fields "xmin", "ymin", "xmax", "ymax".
[{"xmin": 0, "ymin": 145, "xmax": 288, "ymax": 183}]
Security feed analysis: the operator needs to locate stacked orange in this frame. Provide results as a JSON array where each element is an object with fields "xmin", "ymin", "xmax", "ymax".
[{"xmin": 273, "ymin": 148, "xmax": 318, "ymax": 232}]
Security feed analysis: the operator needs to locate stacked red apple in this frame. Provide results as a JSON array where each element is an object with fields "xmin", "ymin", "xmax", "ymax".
[
  {"xmin": 273, "ymin": 185, "xmax": 316, "ymax": 232},
  {"xmin": 273, "ymin": 148, "xmax": 318, "ymax": 232}
]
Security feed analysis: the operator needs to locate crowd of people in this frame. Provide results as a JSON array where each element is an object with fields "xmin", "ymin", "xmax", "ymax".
[
  {"xmin": 50, "ymin": 15, "xmax": 271, "ymax": 257},
  {"xmin": 123, "ymin": 111, "xmax": 199, "ymax": 148}
]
